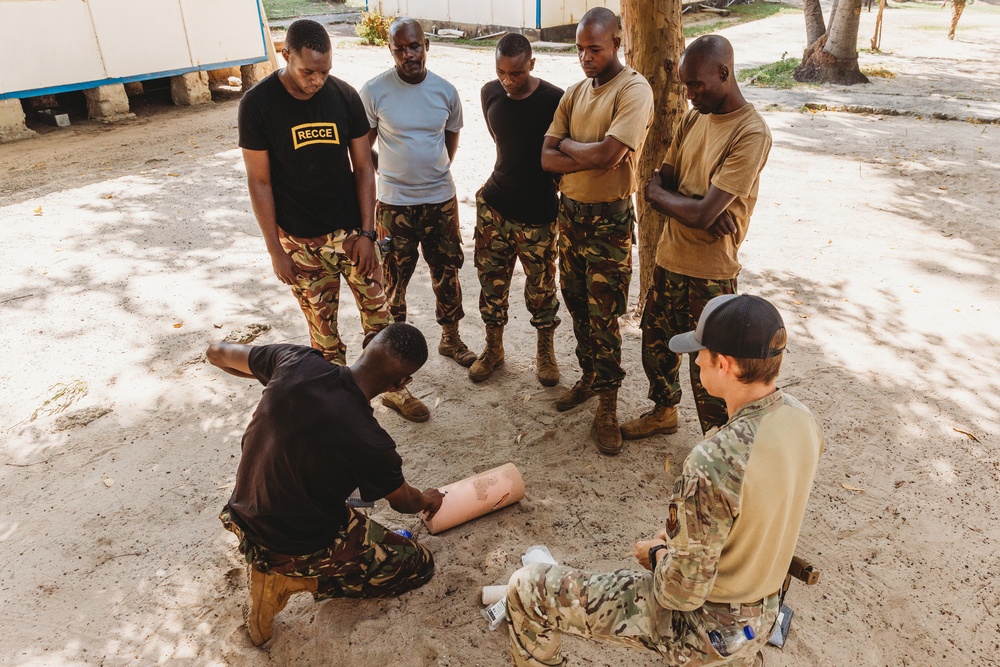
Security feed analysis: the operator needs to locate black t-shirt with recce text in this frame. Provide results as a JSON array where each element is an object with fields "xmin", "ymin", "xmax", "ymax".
[
  {"xmin": 480, "ymin": 78, "xmax": 564, "ymax": 226},
  {"xmin": 238, "ymin": 72, "xmax": 370, "ymax": 237},
  {"xmin": 226, "ymin": 344, "xmax": 405, "ymax": 555}
]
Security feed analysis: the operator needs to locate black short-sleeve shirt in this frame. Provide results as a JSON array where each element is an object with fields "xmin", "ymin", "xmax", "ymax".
[
  {"xmin": 481, "ymin": 78, "xmax": 564, "ymax": 226},
  {"xmin": 239, "ymin": 72, "xmax": 370, "ymax": 237},
  {"xmin": 226, "ymin": 344, "xmax": 405, "ymax": 555}
]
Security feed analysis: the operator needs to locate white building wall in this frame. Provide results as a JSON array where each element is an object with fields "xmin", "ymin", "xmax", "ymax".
[
  {"xmin": 0, "ymin": 0, "xmax": 269, "ymax": 99},
  {"xmin": 374, "ymin": 0, "xmax": 620, "ymax": 30}
]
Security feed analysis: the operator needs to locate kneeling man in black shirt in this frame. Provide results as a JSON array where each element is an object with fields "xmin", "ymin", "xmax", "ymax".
[{"xmin": 207, "ymin": 322, "xmax": 444, "ymax": 645}]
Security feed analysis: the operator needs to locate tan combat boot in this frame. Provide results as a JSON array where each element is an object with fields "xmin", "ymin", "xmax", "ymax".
[
  {"xmin": 439, "ymin": 322, "xmax": 478, "ymax": 367},
  {"xmin": 535, "ymin": 328, "xmax": 559, "ymax": 387},
  {"xmin": 594, "ymin": 389, "xmax": 623, "ymax": 455},
  {"xmin": 620, "ymin": 404, "xmax": 679, "ymax": 440},
  {"xmin": 554, "ymin": 371, "xmax": 596, "ymax": 412},
  {"xmin": 246, "ymin": 565, "xmax": 318, "ymax": 646},
  {"xmin": 382, "ymin": 386, "xmax": 430, "ymax": 422},
  {"xmin": 469, "ymin": 324, "xmax": 504, "ymax": 382}
]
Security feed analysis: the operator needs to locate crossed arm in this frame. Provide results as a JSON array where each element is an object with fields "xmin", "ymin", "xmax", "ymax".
[
  {"xmin": 540, "ymin": 134, "xmax": 631, "ymax": 175},
  {"xmin": 644, "ymin": 164, "xmax": 738, "ymax": 239}
]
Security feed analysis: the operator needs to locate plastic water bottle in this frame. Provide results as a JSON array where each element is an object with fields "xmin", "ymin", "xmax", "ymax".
[
  {"xmin": 393, "ymin": 529, "xmax": 412, "ymax": 539},
  {"xmin": 708, "ymin": 625, "xmax": 755, "ymax": 657}
]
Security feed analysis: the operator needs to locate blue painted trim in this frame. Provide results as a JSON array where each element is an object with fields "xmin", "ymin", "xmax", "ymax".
[
  {"xmin": 0, "ymin": 57, "xmax": 267, "ymax": 101},
  {"xmin": 536, "ymin": 0, "xmax": 541, "ymax": 28},
  {"xmin": 256, "ymin": 0, "xmax": 270, "ymax": 59}
]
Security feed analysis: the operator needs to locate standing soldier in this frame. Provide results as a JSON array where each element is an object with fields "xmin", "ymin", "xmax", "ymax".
[
  {"xmin": 361, "ymin": 18, "xmax": 478, "ymax": 416},
  {"xmin": 542, "ymin": 8, "xmax": 654, "ymax": 455},
  {"xmin": 621, "ymin": 35, "xmax": 771, "ymax": 440},
  {"xmin": 238, "ymin": 20, "xmax": 427, "ymax": 421},
  {"xmin": 470, "ymin": 34, "xmax": 564, "ymax": 386}
]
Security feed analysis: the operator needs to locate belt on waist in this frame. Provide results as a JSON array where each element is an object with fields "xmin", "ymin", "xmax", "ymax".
[
  {"xmin": 560, "ymin": 195, "xmax": 632, "ymax": 217},
  {"xmin": 702, "ymin": 592, "xmax": 778, "ymax": 618}
]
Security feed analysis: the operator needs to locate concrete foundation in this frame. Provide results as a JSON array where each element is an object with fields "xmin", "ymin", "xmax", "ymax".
[
  {"xmin": 84, "ymin": 84, "xmax": 134, "ymax": 123},
  {"xmin": 0, "ymin": 99, "xmax": 36, "ymax": 143},
  {"xmin": 170, "ymin": 71, "xmax": 212, "ymax": 106},
  {"xmin": 240, "ymin": 62, "xmax": 273, "ymax": 92}
]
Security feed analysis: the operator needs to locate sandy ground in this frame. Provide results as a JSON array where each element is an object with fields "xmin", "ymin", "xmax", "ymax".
[{"xmin": 2, "ymin": 3, "xmax": 999, "ymax": 666}]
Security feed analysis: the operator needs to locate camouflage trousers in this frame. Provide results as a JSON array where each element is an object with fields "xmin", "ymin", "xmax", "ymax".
[
  {"xmin": 642, "ymin": 266, "xmax": 736, "ymax": 433},
  {"xmin": 376, "ymin": 198, "xmax": 465, "ymax": 325},
  {"xmin": 220, "ymin": 506, "xmax": 434, "ymax": 600},
  {"xmin": 279, "ymin": 228, "xmax": 392, "ymax": 366},
  {"xmin": 507, "ymin": 563, "xmax": 778, "ymax": 667},
  {"xmin": 474, "ymin": 189, "xmax": 560, "ymax": 329},
  {"xmin": 558, "ymin": 199, "xmax": 634, "ymax": 392}
]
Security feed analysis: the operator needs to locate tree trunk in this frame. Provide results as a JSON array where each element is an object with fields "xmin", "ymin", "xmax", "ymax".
[
  {"xmin": 795, "ymin": 0, "xmax": 869, "ymax": 84},
  {"xmin": 802, "ymin": 0, "xmax": 827, "ymax": 47},
  {"xmin": 620, "ymin": 0, "xmax": 687, "ymax": 314}
]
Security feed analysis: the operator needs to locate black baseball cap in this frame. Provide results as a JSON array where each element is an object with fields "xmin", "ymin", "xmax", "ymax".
[{"xmin": 668, "ymin": 294, "xmax": 786, "ymax": 359}]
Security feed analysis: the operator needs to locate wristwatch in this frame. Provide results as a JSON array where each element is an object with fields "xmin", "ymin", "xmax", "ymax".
[
  {"xmin": 648, "ymin": 545, "xmax": 669, "ymax": 569},
  {"xmin": 358, "ymin": 229, "xmax": 377, "ymax": 242}
]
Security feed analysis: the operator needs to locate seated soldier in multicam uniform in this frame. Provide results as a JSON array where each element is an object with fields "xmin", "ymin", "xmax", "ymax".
[{"xmin": 506, "ymin": 294, "xmax": 824, "ymax": 667}]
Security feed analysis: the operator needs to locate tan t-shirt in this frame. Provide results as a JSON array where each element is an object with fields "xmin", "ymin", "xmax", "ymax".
[
  {"xmin": 546, "ymin": 67, "xmax": 654, "ymax": 203},
  {"xmin": 655, "ymin": 104, "xmax": 771, "ymax": 280}
]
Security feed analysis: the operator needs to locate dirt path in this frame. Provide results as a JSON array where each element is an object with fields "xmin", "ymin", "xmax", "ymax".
[{"xmin": 1, "ymin": 5, "xmax": 998, "ymax": 666}]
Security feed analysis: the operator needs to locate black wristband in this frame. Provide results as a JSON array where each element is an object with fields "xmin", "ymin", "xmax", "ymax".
[
  {"xmin": 648, "ymin": 545, "xmax": 668, "ymax": 569},
  {"xmin": 358, "ymin": 229, "xmax": 377, "ymax": 242}
]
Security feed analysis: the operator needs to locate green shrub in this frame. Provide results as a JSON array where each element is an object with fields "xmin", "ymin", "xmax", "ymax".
[{"xmin": 356, "ymin": 10, "xmax": 393, "ymax": 45}]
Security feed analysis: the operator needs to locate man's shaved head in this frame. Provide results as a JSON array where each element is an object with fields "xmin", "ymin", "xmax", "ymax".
[
  {"xmin": 389, "ymin": 17, "xmax": 424, "ymax": 41},
  {"xmin": 578, "ymin": 7, "xmax": 619, "ymax": 35},
  {"xmin": 678, "ymin": 34, "xmax": 745, "ymax": 115},
  {"xmin": 681, "ymin": 34, "xmax": 735, "ymax": 70}
]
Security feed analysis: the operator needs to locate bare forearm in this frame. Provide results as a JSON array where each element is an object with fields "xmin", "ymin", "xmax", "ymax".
[
  {"xmin": 541, "ymin": 146, "xmax": 590, "ymax": 174},
  {"xmin": 559, "ymin": 138, "xmax": 625, "ymax": 171},
  {"xmin": 247, "ymin": 179, "xmax": 285, "ymax": 255},
  {"xmin": 648, "ymin": 188, "xmax": 717, "ymax": 229},
  {"xmin": 355, "ymin": 166, "xmax": 377, "ymax": 232},
  {"xmin": 387, "ymin": 482, "xmax": 427, "ymax": 514}
]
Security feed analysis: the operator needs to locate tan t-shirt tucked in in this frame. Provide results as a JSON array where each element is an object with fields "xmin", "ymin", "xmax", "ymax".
[
  {"xmin": 546, "ymin": 67, "xmax": 654, "ymax": 204},
  {"xmin": 655, "ymin": 104, "xmax": 771, "ymax": 280}
]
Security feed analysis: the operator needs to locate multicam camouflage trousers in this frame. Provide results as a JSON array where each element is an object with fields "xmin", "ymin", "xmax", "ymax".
[
  {"xmin": 558, "ymin": 200, "xmax": 634, "ymax": 392},
  {"xmin": 279, "ymin": 228, "xmax": 392, "ymax": 366},
  {"xmin": 220, "ymin": 506, "xmax": 434, "ymax": 600},
  {"xmin": 642, "ymin": 266, "xmax": 736, "ymax": 433},
  {"xmin": 474, "ymin": 190, "xmax": 560, "ymax": 330},
  {"xmin": 507, "ymin": 563, "xmax": 778, "ymax": 667},
  {"xmin": 376, "ymin": 198, "xmax": 465, "ymax": 325}
]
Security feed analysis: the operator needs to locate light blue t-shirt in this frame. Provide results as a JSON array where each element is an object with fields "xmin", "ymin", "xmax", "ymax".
[{"xmin": 360, "ymin": 69, "xmax": 463, "ymax": 205}]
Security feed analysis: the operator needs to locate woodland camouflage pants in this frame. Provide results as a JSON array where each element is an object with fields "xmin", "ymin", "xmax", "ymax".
[
  {"xmin": 507, "ymin": 563, "xmax": 777, "ymax": 667},
  {"xmin": 279, "ymin": 228, "xmax": 392, "ymax": 366},
  {"xmin": 220, "ymin": 506, "xmax": 434, "ymax": 600},
  {"xmin": 474, "ymin": 189, "xmax": 560, "ymax": 329},
  {"xmin": 558, "ymin": 200, "xmax": 634, "ymax": 392},
  {"xmin": 376, "ymin": 198, "xmax": 465, "ymax": 326},
  {"xmin": 642, "ymin": 266, "xmax": 736, "ymax": 433}
]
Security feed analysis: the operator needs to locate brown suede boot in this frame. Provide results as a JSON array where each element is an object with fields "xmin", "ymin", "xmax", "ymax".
[
  {"xmin": 535, "ymin": 328, "xmax": 559, "ymax": 387},
  {"xmin": 469, "ymin": 324, "xmax": 504, "ymax": 382},
  {"xmin": 246, "ymin": 565, "xmax": 318, "ymax": 646},
  {"xmin": 381, "ymin": 386, "xmax": 430, "ymax": 422},
  {"xmin": 554, "ymin": 371, "xmax": 596, "ymax": 412},
  {"xmin": 439, "ymin": 322, "xmax": 478, "ymax": 367},
  {"xmin": 620, "ymin": 404, "xmax": 679, "ymax": 440},
  {"xmin": 594, "ymin": 389, "xmax": 622, "ymax": 455}
]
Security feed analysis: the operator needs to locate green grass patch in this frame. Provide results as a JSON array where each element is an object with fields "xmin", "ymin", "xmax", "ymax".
[
  {"xmin": 263, "ymin": 0, "xmax": 361, "ymax": 20},
  {"xmin": 862, "ymin": 65, "xmax": 896, "ymax": 78},
  {"xmin": 684, "ymin": 1, "xmax": 799, "ymax": 38},
  {"xmin": 738, "ymin": 55, "xmax": 801, "ymax": 88}
]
